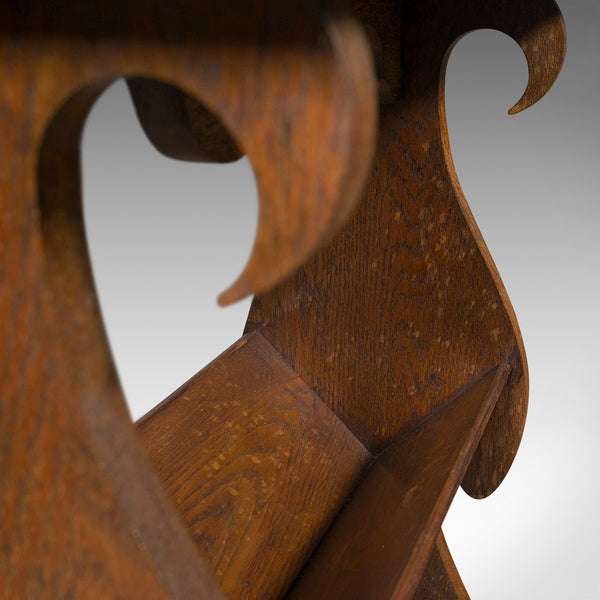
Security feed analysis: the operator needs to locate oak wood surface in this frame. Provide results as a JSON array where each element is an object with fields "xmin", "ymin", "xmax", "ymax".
[
  {"xmin": 247, "ymin": 0, "xmax": 566, "ymax": 499},
  {"xmin": 412, "ymin": 532, "xmax": 470, "ymax": 600},
  {"xmin": 285, "ymin": 365, "xmax": 510, "ymax": 600},
  {"xmin": 0, "ymin": 2, "xmax": 376, "ymax": 597},
  {"xmin": 138, "ymin": 331, "xmax": 371, "ymax": 600},
  {"xmin": 0, "ymin": 0, "xmax": 566, "ymax": 597}
]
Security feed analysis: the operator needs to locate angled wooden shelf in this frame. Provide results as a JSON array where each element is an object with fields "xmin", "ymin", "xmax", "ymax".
[
  {"xmin": 285, "ymin": 365, "xmax": 509, "ymax": 600},
  {"xmin": 138, "ymin": 331, "xmax": 371, "ymax": 600}
]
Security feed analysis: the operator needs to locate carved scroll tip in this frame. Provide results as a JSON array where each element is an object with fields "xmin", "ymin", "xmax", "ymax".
[
  {"xmin": 507, "ymin": 96, "xmax": 534, "ymax": 116},
  {"xmin": 508, "ymin": 7, "xmax": 566, "ymax": 115},
  {"xmin": 507, "ymin": 97, "xmax": 530, "ymax": 116},
  {"xmin": 218, "ymin": 277, "xmax": 252, "ymax": 307},
  {"xmin": 217, "ymin": 242, "xmax": 307, "ymax": 307}
]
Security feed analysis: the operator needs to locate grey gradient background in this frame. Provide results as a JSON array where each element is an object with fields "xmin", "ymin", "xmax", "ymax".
[{"xmin": 82, "ymin": 1, "xmax": 599, "ymax": 597}]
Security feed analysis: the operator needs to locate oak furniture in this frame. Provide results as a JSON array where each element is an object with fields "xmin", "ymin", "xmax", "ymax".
[{"xmin": 0, "ymin": 1, "xmax": 565, "ymax": 598}]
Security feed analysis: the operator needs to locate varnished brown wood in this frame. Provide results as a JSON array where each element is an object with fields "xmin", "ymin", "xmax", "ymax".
[
  {"xmin": 285, "ymin": 365, "xmax": 509, "ymax": 600},
  {"xmin": 138, "ymin": 331, "xmax": 371, "ymax": 600},
  {"xmin": 247, "ymin": 0, "xmax": 566, "ymax": 499},
  {"xmin": 126, "ymin": 78, "xmax": 243, "ymax": 163},
  {"xmin": 0, "ymin": 2, "xmax": 376, "ymax": 597},
  {"xmin": 1, "ymin": 0, "xmax": 566, "ymax": 597},
  {"xmin": 411, "ymin": 532, "xmax": 470, "ymax": 600},
  {"xmin": 4, "ymin": 80, "xmax": 224, "ymax": 600}
]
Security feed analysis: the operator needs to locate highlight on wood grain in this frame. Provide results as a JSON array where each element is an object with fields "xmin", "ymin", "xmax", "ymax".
[{"xmin": 138, "ymin": 331, "xmax": 371, "ymax": 600}]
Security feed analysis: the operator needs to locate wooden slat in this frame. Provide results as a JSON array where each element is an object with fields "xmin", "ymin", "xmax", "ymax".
[
  {"xmin": 137, "ymin": 331, "xmax": 371, "ymax": 600},
  {"xmin": 285, "ymin": 364, "xmax": 510, "ymax": 600}
]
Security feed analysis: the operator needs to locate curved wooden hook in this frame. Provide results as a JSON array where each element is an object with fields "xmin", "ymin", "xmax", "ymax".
[
  {"xmin": 217, "ymin": 9, "xmax": 378, "ymax": 305},
  {"xmin": 498, "ymin": 2, "xmax": 567, "ymax": 115},
  {"xmin": 436, "ymin": 0, "xmax": 567, "ymax": 115}
]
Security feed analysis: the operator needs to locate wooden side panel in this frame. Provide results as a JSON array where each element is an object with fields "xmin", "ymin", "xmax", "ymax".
[
  {"xmin": 247, "ymin": 0, "xmax": 565, "ymax": 499},
  {"xmin": 285, "ymin": 365, "xmax": 509, "ymax": 600},
  {"xmin": 138, "ymin": 331, "xmax": 371, "ymax": 600},
  {"xmin": 411, "ymin": 532, "xmax": 470, "ymax": 600}
]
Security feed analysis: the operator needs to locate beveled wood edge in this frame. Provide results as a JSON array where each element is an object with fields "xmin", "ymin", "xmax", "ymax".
[{"xmin": 284, "ymin": 365, "xmax": 510, "ymax": 600}]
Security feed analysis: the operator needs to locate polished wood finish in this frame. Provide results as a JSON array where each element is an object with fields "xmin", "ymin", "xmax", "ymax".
[
  {"xmin": 138, "ymin": 331, "xmax": 371, "ymax": 600},
  {"xmin": 412, "ymin": 533, "xmax": 470, "ymax": 600},
  {"xmin": 285, "ymin": 365, "xmax": 509, "ymax": 600},
  {"xmin": 0, "ymin": 0, "xmax": 566, "ymax": 598},
  {"xmin": 0, "ymin": 2, "xmax": 376, "ymax": 598},
  {"xmin": 247, "ymin": 0, "xmax": 566, "ymax": 499}
]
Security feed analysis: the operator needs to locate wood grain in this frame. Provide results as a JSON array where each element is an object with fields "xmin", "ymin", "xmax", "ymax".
[
  {"xmin": 0, "ymin": 2, "xmax": 376, "ymax": 597},
  {"xmin": 1, "ymin": 0, "xmax": 566, "ymax": 596},
  {"xmin": 138, "ymin": 331, "xmax": 371, "ymax": 600},
  {"xmin": 126, "ymin": 78, "xmax": 243, "ymax": 163},
  {"xmin": 411, "ymin": 532, "xmax": 470, "ymax": 600},
  {"xmin": 285, "ymin": 365, "xmax": 510, "ymax": 600},
  {"xmin": 247, "ymin": 0, "xmax": 566, "ymax": 498}
]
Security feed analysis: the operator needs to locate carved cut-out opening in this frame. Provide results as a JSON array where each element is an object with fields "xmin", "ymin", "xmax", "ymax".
[{"xmin": 82, "ymin": 79, "xmax": 258, "ymax": 421}]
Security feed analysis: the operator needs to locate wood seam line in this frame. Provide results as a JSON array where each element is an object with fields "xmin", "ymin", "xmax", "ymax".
[{"xmin": 138, "ymin": 329, "xmax": 371, "ymax": 463}]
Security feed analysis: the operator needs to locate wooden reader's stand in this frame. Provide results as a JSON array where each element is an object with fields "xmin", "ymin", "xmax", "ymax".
[{"xmin": 0, "ymin": 1, "xmax": 566, "ymax": 598}]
